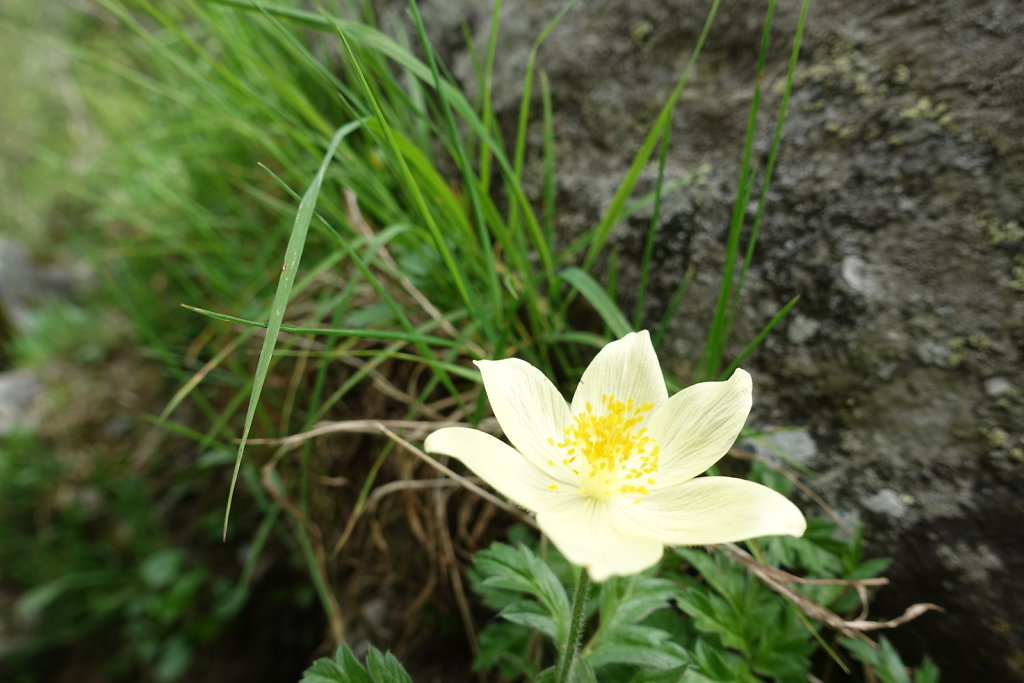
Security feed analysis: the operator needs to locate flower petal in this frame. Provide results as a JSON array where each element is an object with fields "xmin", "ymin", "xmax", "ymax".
[
  {"xmin": 646, "ymin": 368, "xmax": 752, "ymax": 487},
  {"xmin": 537, "ymin": 499, "xmax": 664, "ymax": 582},
  {"xmin": 475, "ymin": 358, "xmax": 574, "ymax": 475},
  {"xmin": 570, "ymin": 330, "xmax": 668, "ymax": 415},
  {"xmin": 424, "ymin": 427, "xmax": 571, "ymax": 512},
  {"xmin": 625, "ymin": 476, "xmax": 807, "ymax": 545}
]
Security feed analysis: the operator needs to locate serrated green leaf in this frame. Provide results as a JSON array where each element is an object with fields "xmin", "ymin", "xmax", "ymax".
[
  {"xmin": 879, "ymin": 638, "xmax": 914, "ymax": 683},
  {"xmin": 331, "ymin": 644, "xmax": 374, "ymax": 683},
  {"xmin": 842, "ymin": 637, "xmax": 914, "ymax": 683},
  {"xmin": 752, "ymin": 641, "xmax": 812, "ymax": 680},
  {"xmin": 587, "ymin": 573, "xmax": 688, "ymax": 673},
  {"xmin": 746, "ymin": 460, "xmax": 796, "ymax": 495},
  {"xmin": 471, "ymin": 542, "xmax": 571, "ymax": 644},
  {"xmin": 567, "ymin": 657, "xmax": 599, "ymax": 683},
  {"xmin": 300, "ymin": 644, "xmax": 382, "ymax": 683},
  {"xmin": 692, "ymin": 638, "xmax": 753, "ymax": 682},
  {"xmin": 675, "ymin": 548, "xmax": 745, "ymax": 601},
  {"xmin": 850, "ymin": 556, "xmax": 893, "ymax": 579},
  {"xmin": 502, "ymin": 601, "xmax": 560, "ymax": 641},
  {"xmin": 598, "ymin": 574, "xmax": 678, "ymax": 628},
  {"xmin": 586, "ymin": 627, "xmax": 689, "ymax": 669},
  {"xmin": 365, "ymin": 647, "xmax": 414, "ymax": 683},
  {"xmin": 674, "ymin": 588, "xmax": 746, "ymax": 652},
  {"xmin": 474, "ymin": 621, "xmax": 536, "ymax": 679},
  {"xmin": 914, "ymin": 657, "xmax": 941, "ymax": 683},
  {"xmin": 753, "ymin": 607, "xmax": 816, "ymax": 666},
  {"xmin": 629, "ymin": 662, "xmax": 691, "ymax": 683},
  {"xmin": 301, "ymin": 659, "xmax": 347, "ymax": 683}
]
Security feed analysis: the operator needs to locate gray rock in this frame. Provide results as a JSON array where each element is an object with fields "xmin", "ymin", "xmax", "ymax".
[
  {"xmin": 786, "ymin": 314, "xmax": 820, "ymax": 345},
  {"xmin": 984, "ymin": 376, "xmax": 1014, "ymax": 398},
  {"xmin": 916, "ymin": 339, "xmax": 951, "ymax": 367},
  {"xmin": 748, "ymin": 427, "xmax": 818, "ymax": 465},
  {"xmin": 0, "ymin": 238, "xmax": 94, "ymax": 334},
  {"xmin": 840, "ymin": 255, "xmax": 885, "ymax": 300},
  {"xmin": 0, "ymin": 369, "xmax": 41, "ymax": 436},
  {"xmin": 0, "ymin": 239, "xmax": 37, "ymax": 332},
  {"xmin": 862, "ymin": 488, "xmax": 908, "ymax": 519}
]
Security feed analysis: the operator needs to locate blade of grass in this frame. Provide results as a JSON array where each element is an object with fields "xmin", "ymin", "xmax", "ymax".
[
  {"xmin": 560, "ymin": 267, "xmax": 632, "ymax": 338},
  {"xmin": 507, "ymin": 0, "xmax": 579, "ymax": 264},
  {"xmin": 477, "ymin": 0, "xmax": 503, "ymax": 198},
  {"xmin": 697, "ymin": 0, "xmax": 777, "ymax": 380},
  {"xmin": 720, "ymin": 294, "xmax": 799, "ymax": 378},
  {"xmin": 723, "ymin": 0, "xmax": 811, "ymax": 342},
  {"xmin": 211, "ymin": 1, "xmax": 555, "ymax": 302},
  {"xmin": 633, "ymin": 123, "xmax": 672, "ymax": 329},
  {"xmin": 222, "ymin": 118, "xmax": 363, "ymax": 539},
  {"xmin": 332, "ymin": 18, "xmax": 479, "ymax": 325},
  {"xmin": 511, "ymin": 0, "xmax": 580, "ymax": 181},
  {"xmin": 181, "ymin": 305, "xmax": 469, "ymax": 350},
  {"xmin": 252, "ymin": 161, "xmax": 479, "ymax": 399},
  {"xmin": 405, "ymin": 0, "xmax": 504, "ymax": 345},
  {"xmin": 652, "ymin": 264, "xmax": 696, "ymax": 349},
  {"xmin": 540, "ymin": 69, "xmax": 557, "ymax": 250},
  {"xmin": 578, "ymin": 0, "xmax": 722, "ymax": 273},
  {"xmin": 158, "ymin": 325, "xmax": 252, "ymax": 422}
]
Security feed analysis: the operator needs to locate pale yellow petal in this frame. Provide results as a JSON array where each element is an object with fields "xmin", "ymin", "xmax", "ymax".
[
  {"xmin": 646, "ymin": 368, "xmax": 752, "ymax": 487},
  {"xmin": 536, "ymin": 499, "xmax": 664, "ymax": 582},
  {"xmin": 570, "ymin": 330, "xmax": 668, "ymax": 415},
  {"xmin": 625, "ymin": 476, "xmax": 807, "ymax": 545},
  {"xmin": 424, "ymin": 427, "xmax": 570, "ymax": 513},
  {"xmin": 475, "ymin": 358, "xmax": 574, "ymax": 477}
]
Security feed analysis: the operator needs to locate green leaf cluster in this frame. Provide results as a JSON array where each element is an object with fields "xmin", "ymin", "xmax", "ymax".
[
  {"xmin": 467, "ymin": 471, "xmax": 937, "ymax": 683},
  {"xmin": 671, "ymin": 548, "xmax": 815, "ymax": 681},
  {"xmin": 0, "ymin": 431, "xmax": 250, "ymax": 682},
  {"xmin": 470, "ymin": 542, "xmax": 690, "ymax": 682},
  {"xmin": 301, "ymin": 643, "xmax": 412, "ymax": 683},
  {"xmin": 842, "ymin": 637, "xmax": 940, "ymax": 683}
]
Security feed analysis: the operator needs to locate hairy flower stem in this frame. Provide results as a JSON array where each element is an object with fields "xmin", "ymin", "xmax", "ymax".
[{"xmin": 556, "ymin": 569, "xmax": 591, "ymax": 682}]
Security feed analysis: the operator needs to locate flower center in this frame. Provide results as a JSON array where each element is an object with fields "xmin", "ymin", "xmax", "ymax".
[{"xmin": 546, "ymin": 394, "xmax": 660, "ymax": 501}]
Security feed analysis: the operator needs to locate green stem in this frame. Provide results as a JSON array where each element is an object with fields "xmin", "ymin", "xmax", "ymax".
[{"xmin": 556, "ymin": 569, "xmax": 591, "ymax": 682}]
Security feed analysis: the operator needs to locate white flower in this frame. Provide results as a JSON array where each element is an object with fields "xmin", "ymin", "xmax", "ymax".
[{"xmin": 424, "ymin": 331, "xmax": 807, "ymax": 581}]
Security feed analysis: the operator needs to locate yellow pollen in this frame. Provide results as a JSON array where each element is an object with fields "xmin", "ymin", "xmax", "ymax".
[{"xmin": 549, "ymin": 394, "xmax": 661, "ymax": 500}]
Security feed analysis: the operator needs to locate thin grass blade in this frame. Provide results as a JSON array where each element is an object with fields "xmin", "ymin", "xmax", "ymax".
[
  {"xmin": 721, "ymin": 295, "xmax": 799, "ymax": 378},
  {"xmin": 222, "ymin": 119, "xmax": 363, "ymax": 539},
  {"xmin": 724, "ymin": 0, "xmax": 811, "ymax": 341},
  {"xmin": 697, "ymin": 0, "xmax": 776, "ymax": 380},
  {"xmin": 560, "ymin": 267, "xmax": 633, "ymax": 339}
]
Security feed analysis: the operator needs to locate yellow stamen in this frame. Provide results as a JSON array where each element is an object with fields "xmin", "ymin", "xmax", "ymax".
[{"xmin": 548, "ymin": 394, "xmax": 660, "ymax": 500}]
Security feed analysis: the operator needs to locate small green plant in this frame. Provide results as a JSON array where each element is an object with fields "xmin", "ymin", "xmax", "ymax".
[
  {"xmin": 0, "ymin": 431, "xmax": 246, "ymax": 681},
  {"xmin": 301, "ymin": 643, "xmax": 413, "ymax": 683},
  {"xmin": 843, "ymin": 637, "xmax": 940, "ymax": 683},
  {"xmin": 8, "ymin": 302, "xmax": 117, "ymax": 368},
  {"xmin": 446, "ymin": 461, "xmax": 936, "ymax": 682}
]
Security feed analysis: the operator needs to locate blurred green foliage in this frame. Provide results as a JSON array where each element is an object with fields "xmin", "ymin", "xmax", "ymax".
[{"xmin": 0, "ymin": 430, "xmax": 244, "ymax": 681}]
